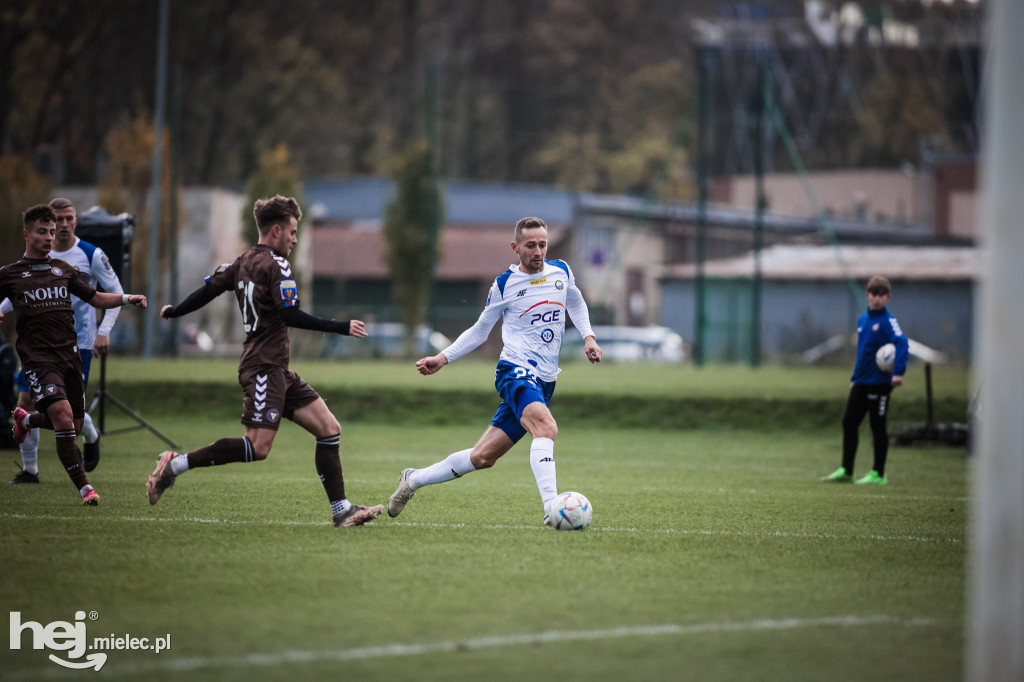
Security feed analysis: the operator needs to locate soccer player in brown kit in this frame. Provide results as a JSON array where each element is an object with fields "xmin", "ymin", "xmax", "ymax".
[
  {"xmin": 149, "ymin": 195, "xmax": 383, "ymax": 527},
  {"xmin": 0, "ymin": 204, "xmax": 147, "ymax": 505}
]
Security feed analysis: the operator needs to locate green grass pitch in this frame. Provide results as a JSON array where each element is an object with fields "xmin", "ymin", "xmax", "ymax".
[{"xmin": 2, "ymin": 361, "xmax": 967, "ymax": 681}]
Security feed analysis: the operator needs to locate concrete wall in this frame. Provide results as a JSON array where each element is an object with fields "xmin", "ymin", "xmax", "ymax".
[
  {"xmin": 712, "ymin": 169, "xmax": 926, "ymax": 225},
  {"xmin": 573, "ymin": 212, "xmax": 666, "ymax": 326},
  {"xmin": 174, "ymin": 188, "xmax": 247, "ymax": 351},
  {"xmin": 932, "ymin": 160, "xmax": 978, "ymax": 238}
]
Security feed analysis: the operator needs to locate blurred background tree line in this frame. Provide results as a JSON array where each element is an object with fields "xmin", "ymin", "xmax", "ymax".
[
  {"xmin": 1, "ymin": 0, "xmax": 983, "ymax": 201},
  {"xmin": 0, "ymin": 0, "xmax": 984, "ymax": 351}
]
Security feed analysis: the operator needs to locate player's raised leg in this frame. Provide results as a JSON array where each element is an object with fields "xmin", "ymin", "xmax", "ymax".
[
  {"xmin": 387, "ymin": 448, "xmax": 473, "ymax": 518},
  {"xmin": 147, "ymin": 437, "xmax": 258, "ymax": 504},
  {"xmin": 388, "ymin": 427, "xmax": 513, "ymax": 518}
]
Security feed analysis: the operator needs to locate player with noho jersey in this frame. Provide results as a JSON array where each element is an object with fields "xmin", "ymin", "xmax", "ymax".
[
  {"xmin": 148, "ymin": 195, "xmax": 383, "ymax": 527},
  {"xmin": 4, "ymin": 198, "xmax": 123, "ymax": 483},
  {"xmin": 387, "ymin": 216, "xmax": 602, "ymax": 526},
  {"xmin": 0, "ymin": 204, "xmax": 147, "ymax": 505}
]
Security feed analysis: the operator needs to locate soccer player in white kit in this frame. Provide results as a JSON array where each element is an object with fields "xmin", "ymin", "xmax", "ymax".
[
  {"xmin": 4, "ymin": 198, "xmax": 124, "ymax": 482},
  {"xmin": 387, "ymin": 217, "xmax": 602, "ymax": 526}
]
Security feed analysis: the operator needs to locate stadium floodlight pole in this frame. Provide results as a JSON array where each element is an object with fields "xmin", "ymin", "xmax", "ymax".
[
  {"xmin": 168, "ymin": 63, "xmax": 182, "ymax": 357},
  {"xmin": 425, "ymin": 65, "xmax": 440, "ymax": 334},
  {"xmin": 694, "ymin": 45, "xmax": 714, "ymax": 368},
  {"xmin": 750, "ymin": 56, "xmax": 767, "ymax": 369},
  {"xmin": 143, "ymin": 0, "xmax": 169, "ymax": 359},
  {"xmin": 968, "ymin": 0, "xmax": 1024, "ymax": 679}
]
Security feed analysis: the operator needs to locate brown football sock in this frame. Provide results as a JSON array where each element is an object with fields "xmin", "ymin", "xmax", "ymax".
[
  {"xmin": 54, "ymin": 429, "xmax": 88, "ymax": 489},
  {"xmin": 186, "ymin": 437, "xmax": 254, "ymax": 468},
  {"xmin": 314, "ymin": 434, "xmax": 345, "ymax": 502}
]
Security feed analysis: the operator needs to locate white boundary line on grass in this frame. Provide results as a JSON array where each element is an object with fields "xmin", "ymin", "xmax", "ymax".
[
  {"xmin": 0, "ymin": 512, "xmax": 962, "ymax": 543},
  {"xmin": 6, "ymin": 615, "xmax": 937, "ymax": 679}
]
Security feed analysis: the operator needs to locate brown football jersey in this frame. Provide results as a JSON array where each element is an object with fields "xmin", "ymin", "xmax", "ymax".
[
  {"xmin": 0, "ymin": 257, "xmax": 97, "ymax": 366},
  {"xmin": 207, "ymin": 244, "xmax": 298, "ymax": 369}
]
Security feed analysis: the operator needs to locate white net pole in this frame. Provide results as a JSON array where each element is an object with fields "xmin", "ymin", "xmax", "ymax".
[{"xmin": 968, "ymin": 0, "xmax": 1024, "ymax": 679}]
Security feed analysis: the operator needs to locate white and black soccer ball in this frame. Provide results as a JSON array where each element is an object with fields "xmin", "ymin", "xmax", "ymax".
[
  {"xmin": 875, "ymin": 343, "xmax": 896, "ymax": 373},
  {"xmin": 549, "ymin": 491, "xmax": 593, "ymax": 531}
]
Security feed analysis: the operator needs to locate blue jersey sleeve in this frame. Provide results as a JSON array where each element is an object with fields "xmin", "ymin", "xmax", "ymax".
[{"xmin": 889, "ymin": 314, "xmax": 909, "ymax": 376}]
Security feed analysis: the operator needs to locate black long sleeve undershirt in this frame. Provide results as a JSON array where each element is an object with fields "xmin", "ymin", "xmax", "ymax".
[
  {"xmin": 162, "ymin": 282, "xmax": 218, "ymax": 318},
  {"xmin": 278, "ymin": 306, "xmax": 352, "ymax": 335},
  {"xmin": 164, "ymin": 283, "xmax": 353, "ymax": 335}
]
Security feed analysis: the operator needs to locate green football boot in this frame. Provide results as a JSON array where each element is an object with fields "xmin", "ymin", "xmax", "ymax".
[
  {"xmin": 821, "ymin": 467, "xmax": 853, "ymax": 482},
  {"xmin": 854, "ymin": 470, "xmax": 887, "ymax": 485}
]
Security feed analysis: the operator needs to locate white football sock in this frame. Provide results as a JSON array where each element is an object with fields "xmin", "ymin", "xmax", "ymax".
[
  {"xmin": 409, "ymin": 448, "xmax": 475, "ymax": 489},
  {"xmin": 81, "ymin": 412, "xmax": 99, "ymax": 444},
  {"xmin": 530, "ymin": 437, "xmax": 557, "ymax": 512},
  {"xmin": 20, "ymin": 427, "xmax": 40, "ymax": 475},
  {"xmin": 170, "ymin": 453, "xmax": 190, "ymax": 476}
]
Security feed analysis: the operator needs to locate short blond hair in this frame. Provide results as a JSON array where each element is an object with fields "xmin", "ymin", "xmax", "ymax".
[{"xmin": 514, "ymin": 216, "xmax": 547, "ymax": 243}]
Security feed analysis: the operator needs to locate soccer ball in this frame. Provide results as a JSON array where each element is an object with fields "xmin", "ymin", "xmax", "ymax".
[
  {"xmin": 549, "ymin": 491, "xmax": 593, "ymax": 531},
  {"xmin": 875, "ymin": 343, "xmax": 896, "ymax": 373}
]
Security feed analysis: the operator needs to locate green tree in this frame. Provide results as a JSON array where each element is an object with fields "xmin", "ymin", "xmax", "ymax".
[
  {"xmin": 96, "ymin": 110, "xmax": 176, "ymax": 350},
  {"xmin": 383, "ymin": 141, "xmax": 444, "ymax": 357},
  {"xmin": 857, "ymin": 70, "xmax": 947, "ymax": 166},
  {"xmin": 242, "ymin": 145, "xmax": 305, "ymax": 245},
  {"xmin": 0, "ymin": 153, "xmax": 53, "ymax": 254},
  {"xmin": 0, "ymin": 153, "xmax": 53, "ymax": 339}
]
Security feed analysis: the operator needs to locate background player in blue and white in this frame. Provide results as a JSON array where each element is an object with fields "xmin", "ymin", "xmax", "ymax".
[
  {"xmin": 5, "ymin": 197, "xmax": 123, "ymax": 483},
  {"xmin": 821, "ymin": 275, "xmax": 909, "ymax": 485},
  {"xmin": 388, "ymin": 216, "xmax": 602, "ymax": 526}
]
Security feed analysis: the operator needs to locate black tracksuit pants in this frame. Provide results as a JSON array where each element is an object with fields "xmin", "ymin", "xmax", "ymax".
[{"xmin": 842, "ymin": 383, "xmax": 893, "ymax": 477}]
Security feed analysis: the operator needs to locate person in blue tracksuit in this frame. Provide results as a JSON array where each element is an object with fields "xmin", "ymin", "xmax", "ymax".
[{"xmin": 822, "ymin": 275, "xmax": 909, "ymax": 485}]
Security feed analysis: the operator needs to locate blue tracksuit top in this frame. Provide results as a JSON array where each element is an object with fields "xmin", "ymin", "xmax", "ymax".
[{"xmin": 851, "ymin": 306, "xmax": 909, "ymax": 384}]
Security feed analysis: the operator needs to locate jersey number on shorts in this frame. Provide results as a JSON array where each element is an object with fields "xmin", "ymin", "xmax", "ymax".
[
  {"xmin": 514, "ymin": 366, "xmax": 539, "ymax": 385},
  {"xmin": 239, "ymin": 280, "xmax": 259, "ymax": 332}
]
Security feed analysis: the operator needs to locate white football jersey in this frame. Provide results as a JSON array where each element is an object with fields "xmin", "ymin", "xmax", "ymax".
[
  {"xmin": 441, "ymin": 259, "xmax": 595, "ymax": 382},
  {"xmin": 49, "ymin": 238, "xmax": 124, "ymax": 349}
]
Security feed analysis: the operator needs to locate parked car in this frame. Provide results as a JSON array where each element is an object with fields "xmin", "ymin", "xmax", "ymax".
[
  {"xmin": 322, "ymin": 323, "xmax": 450, "ymax": 359},
  {"xmin": 563, "ymin": 325, "xmax": 686, "ymax": 362}
]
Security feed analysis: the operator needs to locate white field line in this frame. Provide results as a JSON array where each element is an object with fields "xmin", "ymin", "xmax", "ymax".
[
  {"xmin": 634, "ymin": 486, "xmax": 969, "ymax": 503},
  {"xmin": 5, "ymin": 615, "xmax": 938, "ymax": 680},
  {"xmin": 0, "ymin": 512, "xmax": 962, "ymax": 543}
]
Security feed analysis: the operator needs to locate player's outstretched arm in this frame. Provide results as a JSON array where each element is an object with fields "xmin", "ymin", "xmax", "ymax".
[
  {"xmin": 91, "ymin": 292, "xmax": 146, "ymax": 309},
  {"xmin": 161, "ymin": 282, "xmax": 221, "ymax": 319},
  {"xmin": 278, "ymin": 308, "xmax": 366, "ymax": 336},
  {"xmin": 415, "ymin": 353, "xmax": 448, "ymax": 376},
  {"xmin": 421, "ymin": 302, "xmax": 502, "ymax": 375},
  {"xmin": 414, "ymin": 279, "xmax": 500, "ymax": 377}
]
